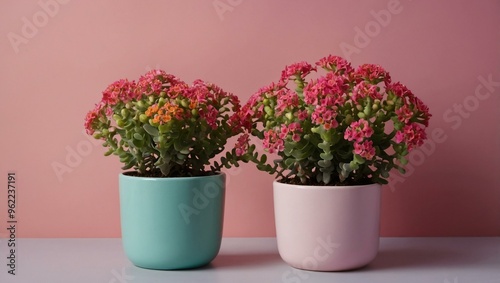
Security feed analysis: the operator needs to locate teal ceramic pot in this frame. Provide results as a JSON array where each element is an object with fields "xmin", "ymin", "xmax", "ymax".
[{"xmin": 119, "ymin": 172, "xmax": 225, "ymax": 270}]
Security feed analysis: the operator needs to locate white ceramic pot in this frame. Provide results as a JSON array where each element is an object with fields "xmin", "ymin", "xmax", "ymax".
[{"xmin": 273, "ymin": 181, "xmax": 381, "ymax": 271}]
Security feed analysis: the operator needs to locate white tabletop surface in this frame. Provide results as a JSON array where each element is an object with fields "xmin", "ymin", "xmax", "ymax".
[{"xmin": 0, "ymin": 237, "xmax": 499, "ymax": 283}]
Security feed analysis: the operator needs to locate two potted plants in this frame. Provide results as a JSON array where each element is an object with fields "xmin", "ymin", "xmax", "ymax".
[
  {"xmin": 233, "ymin": 55, "xmax": 431, "ymax": 271},
  {"xmin": 85, "ymin": 55, "xmax": 430, "ymax": 271},
  {"xmin": 84, "ymin": 70, "xmax": 241, "ymax": 269}
]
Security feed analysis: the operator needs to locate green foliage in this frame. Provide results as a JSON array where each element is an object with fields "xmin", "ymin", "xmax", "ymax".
[
  {"xmin": 85, "ymin": 70, "xmax": 241, "ymax": 177},
  {"xmin": 229, "ymin": 55, "xmax": 431, "ymax": 186}
]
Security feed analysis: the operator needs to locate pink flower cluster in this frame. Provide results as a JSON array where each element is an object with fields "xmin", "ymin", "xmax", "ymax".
[
  {"xmin": 280, "ymin": 61, "xmax": 316, "ymax": 82},
  {"xmin": 386, "ymin": 82, "xmax": 431, "ymax": 127},
  {"xmin": 263, "ymin": 129, "xmax": 284, "ymax": 154},
  {"xmin": 385, "ymin": 81, "xmax": 411, "ymax": 98},
  {"xmin": 316, "ymin": 55, "xmax": 353, "ymax": 74},
  {"xmin": 354, "ymin": 140, "xmax": 375, "ymax": 160},
  {"xmin": 101, "ymin": 79, "xmax": 137, "ymax": 106},
  {"xmin": 303, "ymin": 73, "xmax": 347, "ymax": 106},
  {"xmin": 395, "ymin": 123, "xmax": 427, "ymax": 150},
  {"xmin": 84, "ymin": 103, "xmax": 103, "ymax": 135},
  {"xmin": 234, "ymin": 133, "xmax": 250, "ymax": 156},
  {"xmin": 311, "ymin": 106, "xmax": 338, "ymax": 130},
  {"xmin": 351, "ymin": 81, "xmax": 382, "ymax": 103},
  {"xmin": 86, "ymin": 71, "xmax": 181, "ymax": 136},
  {"xmin": 85, "ymin": 69, "xmax": 241, "ymax": 137},
  {"xmin": 276, "ymin": 89, "xmax": 299, "ymax": 115},
  {"xmin": 234, "ymin": 84, "xmax": 271, "ymax": 132},
  {"xmin": 136, "ymin": 70, "xmax": 182, "ymax": 96},
  {"xmin": 396, "ymin": 105, "xmax": 413, "ymax": 123},
  {"xmin": 279, "ymin": 122, "xmax": 302, "ymax": 142},
  {"xmin": 354, "ymin": 63, "xmax": 391, "ymax": 84},
  {"xmin": 344, "ymin": 119, "xmax": 375, "ymax": 160},
  {"xmin": 262, "ymin": 122, "xmax": 304, "ymax": 154},
  {"xmin": 344, "ymin": 119, "xmax": 374, "ymax": 143},
  {"xmin": 199, "ymin": 105, "xmax": 219, "ymax": 129}
]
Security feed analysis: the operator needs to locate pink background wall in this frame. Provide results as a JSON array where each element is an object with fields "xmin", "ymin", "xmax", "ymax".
[{"xmin": 1, "ymin": 0, "xmax": 499, "ymax": 238}]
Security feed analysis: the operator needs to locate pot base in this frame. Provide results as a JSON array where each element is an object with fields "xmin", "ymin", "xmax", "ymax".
[
  {"xmin": 119, "ymin": 173, "xmax": 226, "ymax": 270},
  {"xmin": 273, "ymin": 182, "xmax": 381, "ymax": 271}
]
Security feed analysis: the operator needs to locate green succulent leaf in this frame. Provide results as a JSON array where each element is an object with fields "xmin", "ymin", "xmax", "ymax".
[
  {"xmin": 318, "ymin": 159, "xmax": 331, "ymax": 168},
  {"xmin": 381, "ymin": 169, "xmax": 390, "ymax": 178},
  {"xmin": 318, "ymin": 142, "xmax": 330, "ymax": 151},
  {"xmin": 284, "ymin": 158, "xmax": 295, "ymax": 168},
  {"xmin": 322, "ymin": 172, "xmax": 331, "ymax": 184},
  {"xmin": 320, "ymin": 152, "xmax": 333, "ymax": 161},
  {"xmin": 353, "ymin": 154, "xmax": 365, "ymax": 164},
  {"xmin": 143, "ymin": 124, "xmax": 159, "ymax": 136},
  {"xmin": 121, "ymin": 160, "xmax": 135, "ymax": 170}
]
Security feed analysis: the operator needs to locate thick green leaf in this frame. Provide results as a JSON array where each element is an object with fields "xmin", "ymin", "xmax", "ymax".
[
  {"xmin": 399, "ymin": 156, "xmax": 408, "ymax": 165},
  {"xmin": 158, "ymin": 124, "xmax": 170, "ymax": 134},
  {"xmin": 320, "ymin": 152, "xmax": 333, "ymax": 161},
  {"xmin": 316, "ymin": 173, "xmax": 322, "ymax": 183},
  {"xmin": 132, "ymin": 138, "xmax": 143, "ymax": 148},
  {"xmin": 143, "ymin": 124, "xmax": 159, "ymax": 136},
  {"xmin": 353, "ymin": 154, "xmax": 365, "ymax": 164},
  {"xmin": 381, "ymin": 169, "xmax": 389, "ymax": 178},
  {"xmin": 322, "ymin": 172, "xmax": 331, "ymax": 184},
  {"xmin": 349, "ymin": 161, "xmax": 359, "ymax": 170},
  {"xmin": 318, "ymin": 159, "xmax": 331, "ymax": 168},
  {"xmin": 284, "ymin": 158, "xmax": 295, "ymax": 168},
  {"xmin": 121, "ymin": 158, "xmax": 135, "ymax": 170},
  {"xmin": 260, "ymin": 154, "xmax": 267, "ymax": 164},
  {"xmin": 174, "ymin": 140, "xmax": 184, "ymax": 152},
  {"xmin": 317, "ymin": 142, "xmax": 330, "ymax": 151},
  {"xmin": 331, "ymin": 133, "xmax": 341, "ymax": 146},
  {"xmin": 291, "ymin": 149, "xmax": 309, "ymax": 160}
]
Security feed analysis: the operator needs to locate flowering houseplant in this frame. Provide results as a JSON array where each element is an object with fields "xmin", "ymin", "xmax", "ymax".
[
  {"xmin": 234, "ymin": 55, "xmax": 431, "ymax": 185},
  {"xmin": 84, "ymin": 70, "xmax": 241, "ymax": 177}
]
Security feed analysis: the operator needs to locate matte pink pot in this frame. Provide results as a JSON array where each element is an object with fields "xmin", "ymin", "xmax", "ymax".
[{"xmin": 273, "ymin": 181, "xmax": 381, "ymax": 271}]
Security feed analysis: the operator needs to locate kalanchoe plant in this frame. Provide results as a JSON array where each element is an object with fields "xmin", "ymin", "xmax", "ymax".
[
  {"xmin": 84, "ymin": 70, "xmax": 241, "ymax": 177},
  {"xmin": 233, "ymin": 55, "xmax": 431, "ymax": 185}
]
